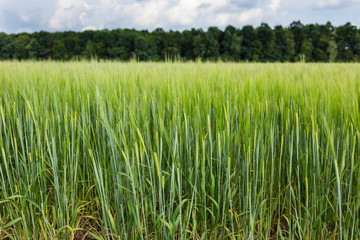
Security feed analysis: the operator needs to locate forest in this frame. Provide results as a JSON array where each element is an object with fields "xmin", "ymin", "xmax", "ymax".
[{"xmin": 0, "ymin": 21, "xmax": 359, "ymax": 62}]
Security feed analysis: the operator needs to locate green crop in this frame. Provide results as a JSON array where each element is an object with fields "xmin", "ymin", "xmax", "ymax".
[{"xmin": 1, "ymin": 61, "xmax": 360, "ymax": 239}]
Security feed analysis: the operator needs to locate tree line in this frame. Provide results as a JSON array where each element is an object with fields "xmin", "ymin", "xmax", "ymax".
[{"xmin": 1, "ymin": 21, "xmax": 360, "ymax": 62}]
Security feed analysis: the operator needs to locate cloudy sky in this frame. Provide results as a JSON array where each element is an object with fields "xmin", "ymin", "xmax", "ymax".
[{"xmin": 0, "ymin": 0, "xmax": 359, "ymax": 33}]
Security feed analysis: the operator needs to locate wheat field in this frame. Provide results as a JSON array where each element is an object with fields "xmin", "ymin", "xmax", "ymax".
[{"xmin": 1, "ymin": 61, "xmax": 360, "ymax": 239}]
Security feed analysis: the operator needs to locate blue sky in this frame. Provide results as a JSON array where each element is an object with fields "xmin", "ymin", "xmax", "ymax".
[{"xmin": 0, "ymin": 0, "xmax": 359, "ymax": 33}]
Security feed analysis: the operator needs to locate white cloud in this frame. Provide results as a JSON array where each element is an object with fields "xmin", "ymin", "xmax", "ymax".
[
  {"xmin": 20, "ymin": 15, "xmax": 30, "ymax": 22},
  {"xmin": 315, "ymin": 0, "xmax": 357, "ymax": 8},
  {"xmin": 211, "ymin": 13, "xmax": 232, "ymax": 26},
  {"xmin": 165, "ymin": 0, "xmax": 228, "ymax": 25},
  {"xmin": 269, "ymin": 0, "xmax": 281, "ymax": 12},
  {"xmin": 82, "ymin": 25, "xmax": 97, "ymax": 31},
  {"xmin": 238, "ymin": 8, "xmax": 263, "ymax": 24},
  {"xmin": 167, "ymin": 0, "xmax": 200, "ymax": 25},
  {"xmin": 49, "ymin": 0, "xmax": 91, "ymax": 30},
  {"xmin": 44, "ymin": 0, "xmax": 284, "ymax": 30},
  {"xmin": 2, "ymin": 0, "xmax": 360, "ymax": 33},
  {"xmin": 125, "ymin": 0, "xmax": 169, "ymax": 27}
]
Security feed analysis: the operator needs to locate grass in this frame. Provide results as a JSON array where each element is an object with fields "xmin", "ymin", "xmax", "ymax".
[{"xmin": 0, "ymin": 61, "xmax": 360, "ymax": 239}]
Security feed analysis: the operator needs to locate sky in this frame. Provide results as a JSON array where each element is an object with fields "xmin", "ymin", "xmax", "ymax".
[{"xmin": 0, "ymin": 0, "xmax": 359, "ymax": 33}]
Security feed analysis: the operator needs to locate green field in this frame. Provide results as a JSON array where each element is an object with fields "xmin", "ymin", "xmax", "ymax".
[{"xmin": 1, "ymin": 62, "xmax": 360, "ymax": 239}]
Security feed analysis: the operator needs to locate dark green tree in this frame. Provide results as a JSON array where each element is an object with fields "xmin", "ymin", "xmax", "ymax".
[
  {"xmin": 257, "ymin": 23, "xmax": 276, "ymax": 61},
  {"xmin": 0, "ymin": 33, "xmax": 16, "ymax": 59},
  {"xmin": 336, "ymin": 22, "xmax": 360, "ymax": 61},
  {"xmin": 0, "ymin": 22, "xmax": 359, "ymax": 62},
  {"xmin": 299, "ymin": 38, "xmax": 312, "ymax": 62},
  {"xmin": 328, "ymin": 40, "xmax": 338, "ymax": 62},
  {"xmin": 240, "ymin": 25, "xmax": 256, "ymax": 61},
  {"xmin": 52, "ymin": 39, "xmax": 68, "ymax": 60},
  {"xmin": 289, "ymin": 21, "xmax": 304, "ymax": 56},
  {"xmin": 82, "ymin": 40, "xmax": 96, "ymax": 58},
  {"xmin": 274, "ymin": 26, "xmax": 295, "ymax": 61}
]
